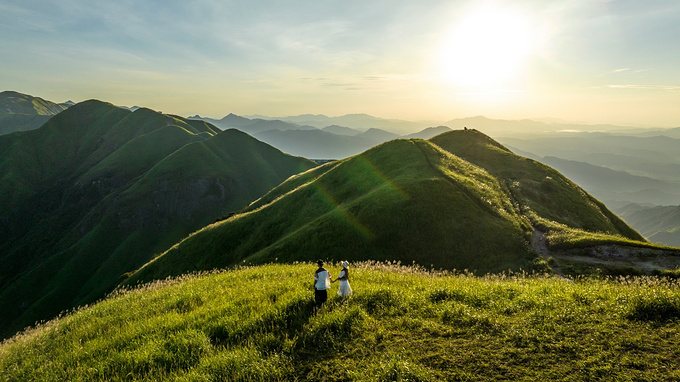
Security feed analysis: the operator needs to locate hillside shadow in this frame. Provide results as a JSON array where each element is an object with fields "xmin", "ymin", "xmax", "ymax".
[{"xmin": 207, "ymin": 295, "xmax": 317, "ymax": 352}]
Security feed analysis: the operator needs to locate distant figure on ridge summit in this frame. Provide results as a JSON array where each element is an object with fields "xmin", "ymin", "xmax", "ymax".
[{"xmin": 314, "ymin": 260, "xmax": 332, "ymax": 308}]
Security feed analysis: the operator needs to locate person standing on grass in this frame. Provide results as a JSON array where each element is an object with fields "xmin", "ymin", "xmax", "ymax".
[
  {"xmin": 332, "ymin": 261, "xmax": 352, "ymax": 298},
  {"xmin": 314, "ymin": 260, "xmax": 332, "ymax": 308}
]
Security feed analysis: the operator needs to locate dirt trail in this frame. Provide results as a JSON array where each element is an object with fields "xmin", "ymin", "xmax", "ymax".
[
  {"xmin": 530, "ymin": 228, "xmax": 569, "ymax": 276},
  {"xmin": 531, "ymin": 227, "xmax": 680, "ymax": 275},
  {"xmin": 531, "ymin": 228, "xmax": 549, "ymax": 258}
]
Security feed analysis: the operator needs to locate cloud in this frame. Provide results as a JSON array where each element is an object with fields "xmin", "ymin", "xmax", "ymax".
[{"xmin": 605, "ymin": 84, "xmax": 680, "ymax": 91}]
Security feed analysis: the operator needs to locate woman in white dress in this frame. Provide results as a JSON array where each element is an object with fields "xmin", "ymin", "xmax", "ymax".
[{"xmin": 333, "ymin": 261, "xmax": 352, "ymax": 297}]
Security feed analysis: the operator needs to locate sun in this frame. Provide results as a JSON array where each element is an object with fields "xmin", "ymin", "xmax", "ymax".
[{"xmin": 437, "ymin": 6, "xmax": 536, "ymax": 89}]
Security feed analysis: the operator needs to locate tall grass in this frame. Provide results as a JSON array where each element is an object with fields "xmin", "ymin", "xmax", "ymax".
[{"xmin": 2, "ymin": 263, "xmax": 679, "ymax": 381}]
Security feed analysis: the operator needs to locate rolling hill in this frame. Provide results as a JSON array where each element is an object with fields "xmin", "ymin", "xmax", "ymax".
[
  {"xmin": 429, "ymin": 130, "xmax": 643, "ymax": 241},
  {"xmin": 0, "ymin": 90, "xmax": 72, "ymax": 135},
  {"xmin": 128, "ymin": 129, "xmax": 667, "ymax": 286},
  {"xmin": 0, "ymin": 101, "xmax": 317, "ymax": 339},
  {"xmin": 2, "ymin": 263, "xmax": 679, "ymax": 381}
]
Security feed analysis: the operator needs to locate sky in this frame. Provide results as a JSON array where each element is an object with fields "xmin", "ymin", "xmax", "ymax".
[{"xmin": 1, "ymin": 0, "xmax": 680, "ymax": 126}]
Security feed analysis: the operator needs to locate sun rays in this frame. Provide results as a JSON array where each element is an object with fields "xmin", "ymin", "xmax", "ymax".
[{"xmin": 436, "ymin": 5, "xmax": 539, "ymax": 90}]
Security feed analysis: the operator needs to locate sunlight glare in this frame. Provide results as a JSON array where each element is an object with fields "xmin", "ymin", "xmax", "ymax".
[{"xmin": 438, "ymin": 6, "xmax": 536, "ymax": 88}]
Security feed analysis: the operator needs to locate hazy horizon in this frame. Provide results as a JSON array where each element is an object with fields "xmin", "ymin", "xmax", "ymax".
[{"xmin": 2, "ymin": 0, "xmax": 680, "ymax": 127}]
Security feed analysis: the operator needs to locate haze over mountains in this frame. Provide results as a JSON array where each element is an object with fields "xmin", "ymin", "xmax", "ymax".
[
  {"xmin": 188, "ymin": 110, "xmax": 680, "ymax": 247},
  {"xmin": 4, "ymin": 91, "xmax": 680, "ymax": 247},
  {"xmin": 188, "ymin": 113, "xmax": 444, "ymax": 160},
  {"xmin": 499, "ymin": 132, "xmax": 680, "ymax": 246}
]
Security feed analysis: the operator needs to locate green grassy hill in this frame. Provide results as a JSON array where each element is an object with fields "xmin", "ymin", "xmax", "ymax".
[
  {"xmin": 0, "ymin": 90, "xmax": 71, "ymax": 135},
  {"xmin": 130, "ymin": 129, "xmax": 677, "ymax": 286},
  {"xmin": 0, "ymin": 102, "xmax": 317, "ymax": 339},
  {"xmin": 430, "ymin": 130, "xmax": 645, "ymax": 246},
  {"xmin": 129, "ymin": 137, "xmax": 538, "ymax": 283},
  {"xmin": 2, "ymin": 263, "xmax": 679, "ymax": 381}
]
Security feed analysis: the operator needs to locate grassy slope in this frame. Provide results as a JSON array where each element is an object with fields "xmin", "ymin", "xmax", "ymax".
[
  {"xmin": 0, "ymin": 101, "xmax": 129, "ymax": 205},
  {"xmin": 80, "ymin": 124, "xmax": 207, "ymax": 184},
  {"xmin": 0, "ymin": 91, "xmax": 69, "ymax": 116},
  {"xmin": 131, "ymin": 131, "xmax": 669, "ymax": 287},
  {"xmin": 0, "ymin": 114, "xmax": 52, "ymax": 135},
  {"xmin": 430, "ymin": 130, "xmax": 646, "ymax": 246},
  {"xmin": 0, "ymin": 91, "xmax": 70, "ymax": 135},
  {"xmin": 124, "ymin": 128, "xmax": 314, "ymax": 197},
  {"xmin": 129, "ymin": 138, "xmax": 539, "ymax": 284},
  {"xmin": 2, "ymin": 263, "xmax": 679, "ymax": 381},
  {"xmin": 0, "ymin": 104, "xmax": 316, "ymax": 339},
  {"xmin": 0, "ymin": 101, "xmax": 133, "ymax": 292}
]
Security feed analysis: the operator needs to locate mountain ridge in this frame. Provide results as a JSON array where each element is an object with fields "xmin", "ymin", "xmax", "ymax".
[
  {"xmin": 0, "ymin": 101, "xmax": 317, "ymax": 339},
  {"xmin": 0, "ymin": 90, "xmax": 72, "ymax": 135},
  {"xmin": 127, "ymin": 129, "xmax": 668, "ymax": 287}
]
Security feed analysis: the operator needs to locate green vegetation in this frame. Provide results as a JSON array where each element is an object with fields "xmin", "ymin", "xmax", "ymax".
[
  {"xmin": 0, "ymin": 91, "xmax": 71, "ymax": 135},
  {"xmin": 430, "ymin": 129, "xmax": 644, "ymax": 241},
  {"xmin": 0, "ymin": 101, "xmax": 316, "ymax": 339},
  {"xmin": 654, "ymin": 267, "xmax": 680, "ymax": 279},
  {"xmin": 129, "ymin": 138, "xmax": 542, "ymax": 284},
  {"xmin": 0, "ymin": 91, "xmax": 69, "ymax": 116},
  {"xmin": 3, "ymin": 119, "xmax": 676, "ymax": 343},
  {"xmin": 131, "ymin": 130, "xmax": 670, "ymax": 287},
  {"xmin": 2, "ymin": 263, "xmax": 679, "ymax": 381}
]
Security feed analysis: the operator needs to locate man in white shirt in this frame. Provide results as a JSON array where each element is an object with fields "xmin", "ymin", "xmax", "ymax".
[{"xmin": 314, "ymin": 259, "xmax": 332, "ymax": 308}]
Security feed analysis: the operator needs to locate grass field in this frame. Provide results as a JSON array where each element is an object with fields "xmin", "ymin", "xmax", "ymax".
[{"xmin": 2, "ymin": 263, "xmax": 679, "ymax": 381}]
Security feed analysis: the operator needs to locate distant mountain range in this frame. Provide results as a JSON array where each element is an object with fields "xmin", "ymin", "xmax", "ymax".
[
  {"xmin": 244, "ymin": 113, "xmax": 436, "ymax": 135},
  {"xmin": 500, "ymin": 133, "xmax": 680, "ymax": 181},
  {"xmin": 5, "ymin": 90, "xmax": 680, "ymax": 251},
  {"xmin": 0, "ymin": 91, "xmax": 72, "ymax": 135},
  {"xmin": 0, "ymin": 101, "xmax": 316, "ymax": 339},
  {"xmin": 511, "ymin": 154, "xmax": 680, "ymax": 207},
  {"xmin": 500, "ymin": 132, "xmax": 680, "ymax": 245},
  {"xmin": 614, "ymin": 204, "xmax": 680, "ymax": 247},
  {"xmin": 189, "ymin": 114, "xmax": 451, "ymax": 159}
]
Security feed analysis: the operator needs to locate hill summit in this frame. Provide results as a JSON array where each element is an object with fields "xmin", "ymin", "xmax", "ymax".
[
  {"xmin": 129, "ymin": 129, "xmax": 666, "ymax": 284},
  {"xmin": 0, "ymin": 90, "xmax": 71, "ymax": 135},
  {"xmin": 0, "ymin": 100, "xmax": 317, "ymax": 338}
]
